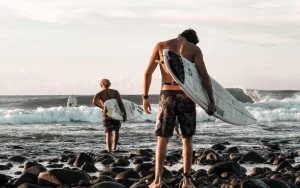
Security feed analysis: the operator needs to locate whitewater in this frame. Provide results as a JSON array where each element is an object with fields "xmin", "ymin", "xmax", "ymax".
[{"xmin": 0, "ymin": 89, "xmax": 300, "ymax": 124}]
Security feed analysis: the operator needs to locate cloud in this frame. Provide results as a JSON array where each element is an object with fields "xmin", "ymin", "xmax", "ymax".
[{"xmin": 0, "ymin": 0, "xmax": 299, "ymax": 25}]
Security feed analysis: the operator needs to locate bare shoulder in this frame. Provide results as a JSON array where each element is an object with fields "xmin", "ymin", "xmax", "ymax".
[
  {"xmin": 96, "ymin": 90, "xmax": 104, "ymax": 96},
  {"xmin": 193, "ymin": 45, "xmax": 203, "ymax": 56},
  {"xmin": 110, "ymin": 89, "xmax": 120, "ymax": 95},
  {"xmin": 154, "ymin": 41, "xmax": 163, "ymax": 51}
]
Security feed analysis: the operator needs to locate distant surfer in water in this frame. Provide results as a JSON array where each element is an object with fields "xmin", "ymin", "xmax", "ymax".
[
  {"xmin": 93, "ymin": 79, "xmax": 127, "ymax": 152},
  {"xmin": 143, "ymin": 29, "xmax": 215, "ymax": 188}
]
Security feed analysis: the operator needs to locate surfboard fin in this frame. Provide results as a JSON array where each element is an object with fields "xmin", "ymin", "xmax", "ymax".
[{"xmin": 155, "ymin": 60, "xmax": 164, "ymax": 64}]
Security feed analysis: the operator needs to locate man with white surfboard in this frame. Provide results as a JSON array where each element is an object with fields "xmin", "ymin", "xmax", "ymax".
[
  {"xmin": 93, "ymin": 79, "xmax": 127, "ymax": 152},
  {"xmin": 143, "ymin": 29, "xmax": 215, "ymax": 188}
]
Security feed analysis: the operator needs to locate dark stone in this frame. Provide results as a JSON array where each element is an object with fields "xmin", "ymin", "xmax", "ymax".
[
  {"xmin": 141, "ymin": 157, "xmax": 152, "ymax": 162},
  {"xmin": 261, "ymin": 178, "xmax": 290, "ymax": 188},
  {"xmin": 0, "ymin": 165, "xmax": 10, "ymax": 170},
  {"xmin": 98, "ymin": 171, "xmax": 117, "ymax": 178},
  {"xmin": 114, "ymin": 158, "xmax": 130, "ymax": 167},
  {"xmin": 49, "ymin": 158, "xmax": 59, "ymax": 163},
  {"xmin": 78, "ymin": 180, "xmax": 92, "ymax": 186},
  {"xmin": 115, "ymin": 170, "xmax": 140, "ymax": 180},
  {"xmin": 225, "ymin": 147, "xmax": 239, "ymax": 154},
  {"xmin": 135, "ymin": 149, "xmax": 153, "ymax": 158},
  {"xmin": 58, "ymin": 155, "xmax": 69, "ymax": 162},
  {"xmin": 38, "ymin": 169, "xmax": 90, "ymax": 187},
  {"xmin": 46, "ymin": 164, "xmax": 64, "ymax": 168},
  {"xmin": 273, "ymin": 157, "xmax": 286, "ymax": 165},
  {"xmin": 162, "ymin": 169, "xmax": 173, "ymax": 179},
  {"xmin": 221, "ymin": 172, "xmax": 236, "ymax": 179},
  {"xmin": 91, "ymin": 175, "xmax": 117, "ymax": 185},
  {"xmin": 166, "ymin": 155, "xmax": 179, "ymax": 163},
  {"xmin": 73, "ymin": 153, "xmax": 95, "ymax": 167},
  {"xmin": 9, "ymin": 156, "xmax": 27, "ymax": 163},
  {"xmin": 230, "ymin": 154, "xmax": 243, "ymax": 162},
  {"xmin": 211, "ymin": 144, "xmax": 226, "ymax": 151},
  {"xmin": 24, "ymin": 165, "xmax": 47, "ymax": 176},
  {"xmin": 17, "ymin": 183, "xmax": 43, "ymax": 188},
  {"xmin": 139, "ymin": 170, "xmax": 154, "ymax": 179},
  {"xmin": 101, "ymin": 158, "xmax": 115, "ymax": 165},
  {"xmin": 241, "ymin": 151, "xmax": 266, "ymax": 163},
  {"xmin": 12, "ymin": 146, "xmax": 24, "ymax": 149},
  {"xmin": 24, "ymin": 162, "xmax": 38, "ymax": 171},
  {"xmin": 0, "ymin": 174, "xmax": 8, "ymax": 186},
  {"xmin": 13, "ymin": 173, "xmax": 37, "ymax": 187},
  {"xmin": 109, "ymin": 167, "xmax": 130, "ymax": 174},
  {"xmin": 208, "ymin": 161, "xmax": 243, "ymax": 177},
  {"xmin": 134, "ymin": 163, "xmax": 154, "ymax": 173},
  {"xmin": 133, "ymin": 158, "xmax": 143, "ymax": 165},
  {"xmin": 15, "ymin": 171, "xmax": 23, "ymax": 175},
  {"xmin": 193, "ymin": 169, "xmax": 208, "ymax": 179},
  {"xmin": 275, "ymin": 161, "xmax": 294, "ymax": 172},
  {"xmin": 67, "ymin": 158, "xmax": 76, "ymax": 165},
  {"xmin": 91, "ymin": 182, "xmax": 126, "ymax": 188},
  {"xmin": 250, "ymin": 167, "xmax": 265, "ymax": 177},
  {"xmin": 82, "ymin": 162, "xmax": 98, "ymax": 173},
  {"xmin": 129, "ymin": 180, "xmax": 148, "ymax": 188},
  {"xmin": 212, "ymin": 177, "xmax": 226, "ymax": 186},
  {"xmin": 262, "ymin": 142, "xmax": 281, "ymax": 151}
]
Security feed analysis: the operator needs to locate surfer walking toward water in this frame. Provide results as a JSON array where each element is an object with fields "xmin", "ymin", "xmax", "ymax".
[
  {"xmin": 92, "ymin": 79, "xmax": 127, "ymax": 152},
  {"xmin": 143, "ymin": 29, "xmax": 215, "ymax": 188}
]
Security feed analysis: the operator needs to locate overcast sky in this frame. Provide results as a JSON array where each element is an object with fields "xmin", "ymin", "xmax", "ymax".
[{"xmin": 1, "ymin": 0, "xmax": 300, "ymax": 95}]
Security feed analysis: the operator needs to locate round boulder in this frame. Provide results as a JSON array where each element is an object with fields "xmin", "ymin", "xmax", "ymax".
[
  {"xmin": 82, "ymin": 162, "xmax": 98, "ymax": 173},
  {"xmin": 73, "ymin": 153, "xmax": 95, "ymax": 167},
  {"xmin": 208, "ymin": 161, "xmax": 243, "ymax": 177},
  {"xmin": 38, "ymin": 169, "xmax": 90, "ymax": 187},
  {"xmin": 241, "ymin": 151, "xmax": 266, "ymax": 163},
  {"xmin": 135, "ymin": 149, "xmax": 153, "ymax": 158},
  {"xmin": 115, "ymin": 170, "xmax": 140, "ymax": 180},
  {"xmin": 9, "ymin": 156, "xmax": 27, "ymax": 163}
]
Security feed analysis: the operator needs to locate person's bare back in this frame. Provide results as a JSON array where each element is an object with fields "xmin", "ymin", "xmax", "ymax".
[
  {"xmin": 97, "ymin": 89, "xmax": 119, "ymax": 104},
  {"xmin": 156, "ymin": 37, "xmax": 199, "ymax": 89}
]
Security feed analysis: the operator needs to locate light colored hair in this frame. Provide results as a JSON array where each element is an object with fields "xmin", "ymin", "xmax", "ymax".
[{"xmin": 100, "ymin": 79, "xmax": 111, "ymax": 88}]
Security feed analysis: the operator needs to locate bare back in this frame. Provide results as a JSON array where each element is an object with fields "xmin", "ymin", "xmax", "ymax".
[
  {"xmin": 98, "ymin": 89, "xmax": 119, "ymax": 103},
  {"xmin": 157, "ymin": 38, "xmax": 198, "ymax": 90}
]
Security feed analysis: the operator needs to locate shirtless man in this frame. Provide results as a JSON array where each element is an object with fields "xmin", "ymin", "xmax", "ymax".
[
  {"xmin": 93, "ymin": 79, "xmax": 127, "ymax": 152},
  {"xmin": 143, "ymin": 29, "xmax": 215, "ymax": 188}
]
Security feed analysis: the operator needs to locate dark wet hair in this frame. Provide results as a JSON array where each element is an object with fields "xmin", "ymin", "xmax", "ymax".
[{"xmin": 179, "ymin": 28, "xmax": 199, "ymax": 45}]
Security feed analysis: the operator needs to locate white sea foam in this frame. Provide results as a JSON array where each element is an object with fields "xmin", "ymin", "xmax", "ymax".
[{"xmin": 1, "ymin": 98, "xmax": 300, "ymax": 124}]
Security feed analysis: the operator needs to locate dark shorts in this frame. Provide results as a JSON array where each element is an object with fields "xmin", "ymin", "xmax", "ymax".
[
  {"xmin": 155, "ymin": 90, "xmax": 196, "ymax": 137},
  {"xmin": 102, "ymin": 115, "xmax": 121, "ymax": 133}
]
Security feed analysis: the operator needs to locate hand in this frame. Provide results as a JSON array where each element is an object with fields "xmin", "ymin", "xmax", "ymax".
[
  {"xmin": 143, "ymin": 99, "xmax": 151, "ymax": 114},
  {"xmin": 206, "ymin": 102, "xmax": 216, "ymax": 116},
  {"xmin": 122, "ymin": 113, "xmax": 127, "ymax": 121}
]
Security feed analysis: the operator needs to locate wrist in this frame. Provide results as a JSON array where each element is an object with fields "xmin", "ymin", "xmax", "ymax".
[{"xmin": 142, "ymin": 94, "xmax": 149, "ymax": 99}]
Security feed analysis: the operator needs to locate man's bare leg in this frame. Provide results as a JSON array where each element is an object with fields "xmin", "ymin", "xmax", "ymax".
[
  {"xmin": 149, "ymin": 136, "xmax": 169, "ymax": 188},
  {"xmin": 106, "ymin": 132, "xmax": 112, "ymax": 152},
  {"xmin": 181, "ymin": 136, "xmax": 195, "ymax": 188},
  {"xmin": 113, "ymin": 130, "xmax": 119, "ymax": 151}
]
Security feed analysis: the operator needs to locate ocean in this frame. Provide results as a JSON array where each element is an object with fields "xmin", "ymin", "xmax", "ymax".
[{"xmin": 1, "ymin": 88, "xmax": 300, "ymax": 177}]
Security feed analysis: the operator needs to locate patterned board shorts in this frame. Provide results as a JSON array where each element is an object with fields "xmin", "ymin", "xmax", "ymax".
[
  {"xmin": 155, "ymin": 90, "xmax": 196, "ymax": 137},
  {"xmin": 102, "ymin": 115, "xmax": 121, "ymax": 133}
]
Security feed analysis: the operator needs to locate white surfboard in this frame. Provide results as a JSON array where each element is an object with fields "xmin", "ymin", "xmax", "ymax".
[
  {"xmin": 67, "ymin": 95, "xmax": 77, "ymax": 107},
  {"xmin": 104, "ymin": 99, "xmax": 143, "ymax": 121},
  {"xmin": 163, "ymin": 49, "xmax": 256, "ymax": 125}
]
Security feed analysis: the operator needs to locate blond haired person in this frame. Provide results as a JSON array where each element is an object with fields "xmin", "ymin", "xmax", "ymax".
[{"xmin": 93, "ymin": 79, "xmax": 127, "ymax": 152}]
